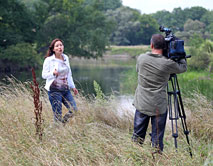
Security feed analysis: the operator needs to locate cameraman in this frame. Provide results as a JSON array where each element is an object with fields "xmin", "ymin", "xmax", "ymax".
[{"xmin": 132, "ymin": 34, "xmax": 187, "ymax": 152}]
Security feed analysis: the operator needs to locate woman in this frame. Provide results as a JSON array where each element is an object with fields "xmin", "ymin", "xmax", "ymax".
[{"xmin": 42, "ymin": 38, "xmax": 78, "ymax": 124}]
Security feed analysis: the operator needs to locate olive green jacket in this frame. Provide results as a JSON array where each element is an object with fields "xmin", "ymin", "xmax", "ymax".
[{"xmin": 133, "ymin": 52, "xmax": 187, "ymax": 116}]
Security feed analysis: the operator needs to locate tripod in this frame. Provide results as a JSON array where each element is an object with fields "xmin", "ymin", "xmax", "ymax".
[{"xmin": 167, "ymin": 74, "xmax": 192, "ymax": 157}]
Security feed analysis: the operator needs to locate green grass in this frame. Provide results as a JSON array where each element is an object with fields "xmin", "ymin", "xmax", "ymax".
[
  {"xmin": 0, "ymin": 78, "xmax": 212, "ymax": 165},
  {"xmin": 177, "ymin": 70, "xmax": 213, "ymax": 101},
  {"xmin": 121, "ymin": 68, "xmax": 213, "ymax": 101}
]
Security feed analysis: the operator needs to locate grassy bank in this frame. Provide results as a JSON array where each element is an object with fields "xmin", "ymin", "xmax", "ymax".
[
  {"xmin": 178, "ymin": 70, "xmax": 213, "ymax": 100},
  {"xmin": 0, "ymin": 78, "xmax": 212, "ymax": 165},
  {"xmin": 107, "ymin": 45, "xmax": 150, "ymax": 58},
  {"xmin": 121, "ymin": 68, "xmax": 213, "ymax": 101}
]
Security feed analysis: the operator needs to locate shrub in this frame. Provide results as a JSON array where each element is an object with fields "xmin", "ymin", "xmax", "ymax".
[
  {"xmin": 0, "ymin": 43, "xmax": 42, "ymax": 71},
  {"xmin": 188, "ymin": 40, "xmax": 213, "ymax": 71}
]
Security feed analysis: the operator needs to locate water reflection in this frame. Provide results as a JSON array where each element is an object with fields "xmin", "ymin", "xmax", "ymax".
[
  {"xmin": 70, "ymin": 57, "xmax": 135, "ymax": 96},
  {"xmin": 0, "ymin": 57, "xmax": 135, "ymax": 97},
  {"xmin": 73, "ymin": 66, "xmax": 129, "ymax": 96}
]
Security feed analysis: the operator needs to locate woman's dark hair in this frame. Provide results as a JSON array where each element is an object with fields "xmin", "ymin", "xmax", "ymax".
[{"xmin": 45, "ymin": 38, "xmax": 63, "ymax": 58}]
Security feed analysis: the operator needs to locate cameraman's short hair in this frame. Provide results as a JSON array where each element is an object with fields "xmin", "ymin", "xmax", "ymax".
[{"xmin": 151, "ymin": 34, "xmax": 165, "ymax": 49}]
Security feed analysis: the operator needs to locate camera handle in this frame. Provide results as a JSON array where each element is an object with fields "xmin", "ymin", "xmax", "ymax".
[{"xmin": 167, "ymin": 74, "xmax": 192, "ymax": 157}]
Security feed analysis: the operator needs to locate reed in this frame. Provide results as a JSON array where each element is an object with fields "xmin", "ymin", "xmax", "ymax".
[{"xmin": 30, "ymin": 68, "xmax": 43, "ymax": 140}]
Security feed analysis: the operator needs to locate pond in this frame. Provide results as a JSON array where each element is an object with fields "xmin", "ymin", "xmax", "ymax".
[
  {"xmin": 0, "ymin": 56, "xmax": 135, "ymax": 96},
  {"xmin": 0, "ymin": 56, "xmax": 136, "ymax": 112},
  {"xmin": 70, "ymin": 56, "xmax": 135, "ymax": 97}
]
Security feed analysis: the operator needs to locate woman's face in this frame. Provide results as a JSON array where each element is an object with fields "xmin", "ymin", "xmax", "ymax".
[{"xmin": 53, "ymin": 40, "xmax": 64, "ymax": 56}]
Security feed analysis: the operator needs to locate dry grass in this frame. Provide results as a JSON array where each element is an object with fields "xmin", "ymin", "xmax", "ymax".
[
  {"xmin": 185, "ymin": 92, "xmax": 213, "ymax": 141},
  {"xmin": 0, "ymin": 78, "xmax": 212, "ymax": 165}
]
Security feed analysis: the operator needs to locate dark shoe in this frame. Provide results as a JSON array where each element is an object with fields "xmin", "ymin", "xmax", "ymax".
[
  {"xmin": 132, "ymin": 135, "xmax": 144, "ymax": 146},
  {"xmin": 62, "ymin": 112, "xmax": 73, "ymax": 124}
]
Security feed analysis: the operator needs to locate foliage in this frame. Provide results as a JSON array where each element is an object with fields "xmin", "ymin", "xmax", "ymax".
[
  {"xmin": 93, "ymin": 80, "xmax": 105, "ymax": 101},
  {"xmin": 35, "ymin": 0, "xmax": 113, "ymax": 58},
  {"xmin": 106, "ymin": 7, "xmax": 158, "ymax": 45},
  {"xmin": 184, "ymin": 19, "xmax": 205, "ymax": 32},
  {"xmin": 152, "ymin": 6, "xmax": 211, "ymax": 44},
  {"xmin": 139, "ymin": 14, "xmax": 159, "ymax": 44},
  {"xmin": 17, "ymin": 0, "xmax": 40, "ymax": 10},
  {"xmin": 152, "ymin": 6, "xmax": 208, "ymax": 32},
  {"xmin": 188, "ymin": 34, "xmax": 205, "ymax": 47},
  {"xmin": 84, "ymin": 0, "xmax": 122, "ymax": 11},
  {"xmin": 1, "ymin": 0, "xmax": 213, "ymax": 69},
  {"xmin": 151, "ymin": 10, "xmax": 173, "ymax": 28},
  {"xmin": 188, "ymin": 51, "xmax": 210, "ymax": 70},
  {"xmin": 0, "ymin": 0, "xmax": 36, "ymax": 48},
  {"xmin": 0, "ymin": 43, "xmax": 41, "ymax": 71},
  {"xmin": 0, "ymin": 0, "xmax": 38, "ymax": 71},
  {"xmin": 188, "ymin": 40, "xmax": 213, "ymax": 71},
  {"xmin": 105, "ymin": 6, "xmax": 141, "ymax": 45},
  {"xmin": 183, "ymin": 6, "xmax": 207, "ymax": 21},
  {"xmin": 201, "ymin": 10, "xmax": 213, "ymax": 36}
]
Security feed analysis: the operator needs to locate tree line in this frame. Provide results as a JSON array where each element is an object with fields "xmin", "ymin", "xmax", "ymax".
[{"xmin": 0, "ymin": 0, "xmax": 213, "ymax": 71}]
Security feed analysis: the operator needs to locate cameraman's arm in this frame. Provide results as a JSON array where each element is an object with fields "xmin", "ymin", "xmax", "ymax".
[{"xmin": 167, "ymin": 58, "xmax": 187, "ymax": 74}]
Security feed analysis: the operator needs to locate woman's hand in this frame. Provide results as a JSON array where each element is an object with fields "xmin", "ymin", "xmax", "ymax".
[
  {"xmin": 53, "ymin": 69, "xmax": 59, "ymax": 77},
  {"xmin": 72, "ymin": 88, "xmax": 78, "ymax": 95}
]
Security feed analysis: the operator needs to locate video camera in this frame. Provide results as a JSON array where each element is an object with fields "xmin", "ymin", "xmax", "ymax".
[{"xmin": 159, "ymin": 26, "xmax": 190, "ymax": 62}]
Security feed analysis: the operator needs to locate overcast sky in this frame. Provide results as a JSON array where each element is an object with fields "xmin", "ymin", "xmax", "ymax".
[{"xmin": 122, "ymin": 0, "xmax": 213, "ymax": 14}]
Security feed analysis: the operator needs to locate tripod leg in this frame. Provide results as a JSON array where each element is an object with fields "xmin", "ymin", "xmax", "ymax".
[
  {"xmin": 172, "ymin": 75, "xmax": 193, "ymax": 157},
  {"xmin": 168, "ymin": 85, "xmax": 179, "ymax": 150},
  {"xmin": 175, "ymin": 88, "xmax": 193, "ymax": 157}
]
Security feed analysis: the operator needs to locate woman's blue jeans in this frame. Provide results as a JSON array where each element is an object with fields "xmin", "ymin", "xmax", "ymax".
[
  {"xmin": 132, "ymin": 110, "xmax": 168, "ymax": 151},
  {"xmin": 48, "ymin": 90, "xmax": 77, "ymax": 122}
]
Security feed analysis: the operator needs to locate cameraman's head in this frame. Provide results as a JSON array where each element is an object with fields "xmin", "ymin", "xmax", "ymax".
[{"xmin": 150, "ymin": 34, "xmax": 165, "ymax": 55}]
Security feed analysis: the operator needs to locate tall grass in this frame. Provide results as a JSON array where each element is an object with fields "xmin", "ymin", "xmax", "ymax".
[
  {"xmin": 177, "ymin": 70, "xmax": 213, "ymax": 101},
  {"xmin": 0, "ymin": 78, "xmax": 212, "ymax": 165}
]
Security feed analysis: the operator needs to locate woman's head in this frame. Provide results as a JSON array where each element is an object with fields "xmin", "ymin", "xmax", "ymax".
[{"xmin": 46, "ymin": 38, "xmax": 64, "ymax": 58}]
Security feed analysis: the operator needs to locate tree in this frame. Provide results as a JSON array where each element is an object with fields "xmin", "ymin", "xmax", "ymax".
[
  {"xmin": 0, "ymin": 43, "xmax": 41, "ymax": 71},
  {"xmin": 152, "ymin": 10, "xmax": 174, "ymax": 28},
  {"xmin": 188, "ymin": 34, "xmax": 205, "ymax": 47},
  {"xmin": 106, "ymin": 6, "xmax": 141, "ymax": 45},
  {"xmin": 153, "ymin": 7, "xmax": 208, "ymax": 32},
  {"xmin": 17, "ymin": 0, "xmax": 39, "ymax": 11},
  {"xmin": 139, "ymin": 14, "xmax": 159, "ymax": 44},
  {"xmin": 35, "ymin": 0, "xmax": 113, "ymax": 58},
  {"xmin": 106, "ymin": 7, "xmax": 158, "ymax": 45},
  {"xmin": 188, "ymin": 40, "xmax": 213, "ymax": 71},
  {"xmin": 84, "ymin": 0, "xmax": 122, "ymax": 11},
  {"xmin": 184, "ymin": 6, "xmax": 207, "ymax": 21},
  {"xmin": 201, "ymin": 11, "xmax": 213, "ymax": 36},
  {"xmin": 0, "ymin": 0, "xmax": 39, "ymax": 71},
  {"xmin": 0, "ymin": 0, "xmax": 36, "ymax": 48},
  {"xmin": 184, "ymin": 19, "xmax": 205, "ymax": 32}
]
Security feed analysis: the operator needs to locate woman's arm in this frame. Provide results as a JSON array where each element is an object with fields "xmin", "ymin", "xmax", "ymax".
[{"xmin": 42, "ymin": 58, "xmax": 55, "ymax": 79}]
